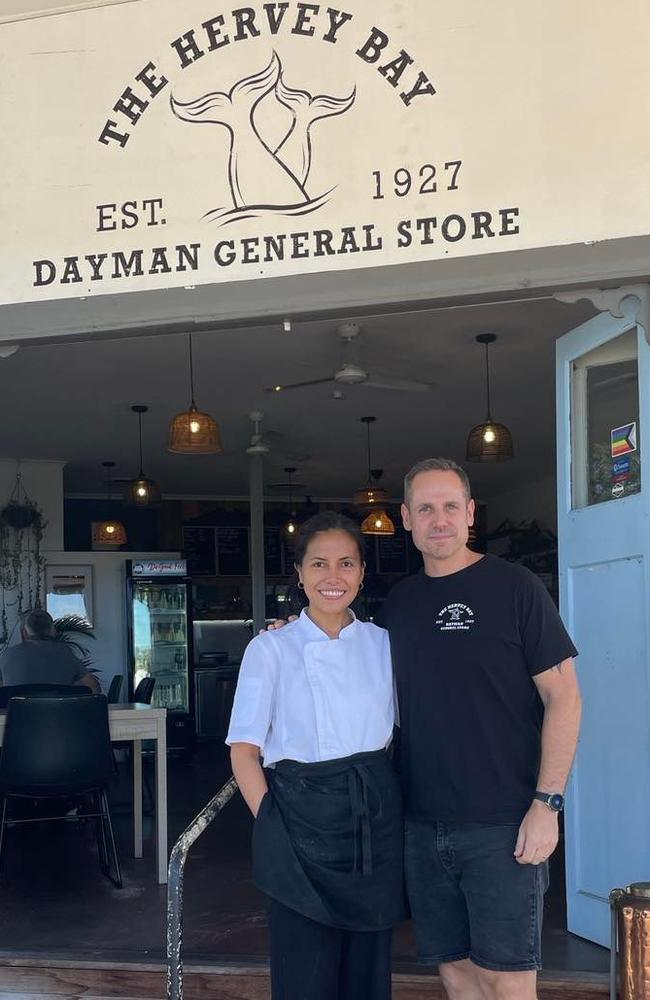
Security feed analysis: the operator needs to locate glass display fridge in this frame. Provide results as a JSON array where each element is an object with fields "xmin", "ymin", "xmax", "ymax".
[{"xmin": 125, "ymin": 558, "xmax": 194, "ymax": 750}]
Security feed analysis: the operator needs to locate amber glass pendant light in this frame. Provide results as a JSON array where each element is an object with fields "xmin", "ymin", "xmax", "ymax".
[{"xmin": 124, "ymin": 405, "xmax": 161, "ymax": 507}]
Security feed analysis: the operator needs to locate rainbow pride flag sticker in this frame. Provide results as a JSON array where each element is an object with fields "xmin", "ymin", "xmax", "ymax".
[{"xmin": 611, "ymin": 421, "xmax": 637, "ymax": 457}]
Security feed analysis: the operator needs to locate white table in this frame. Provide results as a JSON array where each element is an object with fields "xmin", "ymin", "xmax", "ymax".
[{"xmin": 0, "ymin": 702, "xmax": 168, "ymax": 884}]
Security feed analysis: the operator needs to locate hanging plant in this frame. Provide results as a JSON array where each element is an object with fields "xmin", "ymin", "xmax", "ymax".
[
  {"xmin": 1, "ymin": 500, "xmax": 40, "ymax": 530},
  {"xmin": 0, "ymin": 468, "xmax": 48, "ymax": 649}
]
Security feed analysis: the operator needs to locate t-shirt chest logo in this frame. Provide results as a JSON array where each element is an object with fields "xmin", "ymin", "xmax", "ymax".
[{"xmin": 435, "ymin": 602, "xmax": 475, "ymax": 631}]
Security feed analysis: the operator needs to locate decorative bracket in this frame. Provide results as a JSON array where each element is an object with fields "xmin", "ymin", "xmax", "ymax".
[{"xmin": 554, "ymin": 284, "xmax": 650, "ymax": 345}]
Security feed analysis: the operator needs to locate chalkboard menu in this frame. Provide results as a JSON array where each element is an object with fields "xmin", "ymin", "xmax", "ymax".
[
  {"xmin": 264, "ymin": 528, "xmax": 283, "ymax": 576},
  {"xmin": 182, "ymin": 523, "xmax": 306, "ymax": 578},
  {"xmin": 282, "ymin": 532, "xmax": 297, "ymax": 574},
  {"xmin": 377, "ymin": 527, "xmax": 409, "ymax": 574},
  {"xmin": 217, "ymin": 526, "xmax": 250, "ymax": 575},
  {"xmin": 182, "ymin": 527, "xmax": 217, "ymax": 577}
]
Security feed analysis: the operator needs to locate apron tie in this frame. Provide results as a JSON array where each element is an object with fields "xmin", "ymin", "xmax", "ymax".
[{"xmin": 347, "ymin": 764, "xmax": 382, "ymax": 876}]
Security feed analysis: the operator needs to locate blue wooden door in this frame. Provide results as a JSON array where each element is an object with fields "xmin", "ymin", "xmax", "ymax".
[{"xmin": 556, "ymin": 290, "xmax": 650, "ymax": 945}]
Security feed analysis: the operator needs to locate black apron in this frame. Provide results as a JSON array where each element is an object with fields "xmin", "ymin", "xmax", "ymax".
[{"xmin": 252, "ymin": 748, "xmax": 408, "ymax": 931}]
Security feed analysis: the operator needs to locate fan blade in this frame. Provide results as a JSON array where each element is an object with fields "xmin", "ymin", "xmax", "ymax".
[
  {"xmin": 266, "ymin": 378, "xmax": 334, "ymax": 392},
  {"xmin": 363, "ymin": 377, "xmax": 433, "ymax": 392}
]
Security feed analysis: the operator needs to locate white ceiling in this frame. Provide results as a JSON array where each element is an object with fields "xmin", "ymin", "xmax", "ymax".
[{"xmin": 0, "ymin": 295, "xmax": 596, "ymax": 502}]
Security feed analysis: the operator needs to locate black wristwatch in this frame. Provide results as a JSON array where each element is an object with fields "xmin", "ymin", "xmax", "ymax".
[{"xmin": 534, "ymin": 791, "xmax": 565, "ymax": 812}]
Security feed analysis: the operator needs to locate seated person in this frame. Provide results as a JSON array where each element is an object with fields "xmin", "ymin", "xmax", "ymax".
[{"xmin": 0, "ymin": 609, "xmax": 100, "ymax": 692}]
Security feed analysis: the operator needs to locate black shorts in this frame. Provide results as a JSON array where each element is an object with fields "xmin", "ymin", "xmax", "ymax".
[{"xmin": 404, "ymin": 818, "xmax": 549, "ymax": 972}]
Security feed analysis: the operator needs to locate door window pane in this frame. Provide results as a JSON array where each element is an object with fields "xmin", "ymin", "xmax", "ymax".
[{"xmin": 571, "ymin": 330, "xmax": 641, "ymax": 509}]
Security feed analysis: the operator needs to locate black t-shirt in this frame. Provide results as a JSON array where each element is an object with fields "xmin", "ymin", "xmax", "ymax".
[{"xmin": 384, "ymin": 554, "xmax": 578, "ymax": 824}]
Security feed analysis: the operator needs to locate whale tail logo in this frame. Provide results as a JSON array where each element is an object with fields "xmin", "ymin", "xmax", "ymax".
[
  {"xmin": 170, "ymin": 53, "xmax": 356, "ymax": 226},
  {"xmin": 274, "ymin": 73, "xmax": 356, "ymax": 186},
  {"xmin": 170, "ymin": 52, "xmax": 280, "ymax": 132}
]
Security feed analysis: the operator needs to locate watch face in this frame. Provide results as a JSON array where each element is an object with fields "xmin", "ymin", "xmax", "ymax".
[{"xmin": 549, "ymin": 794, "xmax": 564, "ymax": 811}]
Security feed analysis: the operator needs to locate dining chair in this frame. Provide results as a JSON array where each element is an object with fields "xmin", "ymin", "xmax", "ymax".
[
  {"xmin": 106, "ymin": 674, "xmax": 123, "ymax": 704},
  {"xmin": 0, "ymin": 694, "xmax": 122, "ymax": 887},
  {"xmin": 0, "ymin": 684, "xmax": 92, "ymax": 709},
  {"xmin": 133, "ymin": 676, "xmax": 155, "ymax": 704},
  {"xmin": 114, "ymin": 677, "xmax": 156, "ymax": 812}
]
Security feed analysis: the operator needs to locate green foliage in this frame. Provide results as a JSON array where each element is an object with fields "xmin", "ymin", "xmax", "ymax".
[
  {"xmin": 53, "ymin": 614, "xmax": 98, "ymax": 672},
  {"xmin": 0, "ymin": 493, "xmax": 47, "ymax": 647}
]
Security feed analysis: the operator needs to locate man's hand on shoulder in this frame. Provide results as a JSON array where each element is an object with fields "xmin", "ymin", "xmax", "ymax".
[{"xmin": 258, "ymin": 615, "xmax": 298, "ymax": 635}]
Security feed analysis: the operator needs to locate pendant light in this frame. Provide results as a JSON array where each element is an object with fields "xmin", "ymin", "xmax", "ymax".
[
  {"xmin": 94, "ymin": 461, "xmax": 127, "ymax": 545},
  {"xmin": 352, "ymin": 416, "xmax": 395, "ymax": 535},
  {"xmin": 168, "ymin": 334, "xmax": 223, "ymax": 454},
  {"xmin": 284, "ymin": 467, "xmax": 298, "ymax": 536},
  {"xmin": 466, "ymin": 334, "xmax": 514, "ymax": 462},
  {"xmin": 360, "ymin": 509, "xmax": 395, "ymax": 536},
  {"xmin": 124, "ymin": 405, "xmax": 162, "ymax": 507}
]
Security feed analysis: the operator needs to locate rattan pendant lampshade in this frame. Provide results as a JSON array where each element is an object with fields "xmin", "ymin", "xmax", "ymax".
[
  {"xmin": 124, "ymin": 405, "xmax": 161, "ymax": 507},
  {"xmin": 352, "ymin": 417, "xmax": 395, "ymax": 535},
  {"xmin": 168, "ymin": 335, "xmax": 223, "ymax": 455},
  {"xmin": 466, "ymin": 334, "xmax": 514, "ymax": 462},
  {"xmin": 360, "ymin": 509, "xmax": 395, "ymax": 536},
  {"xmin": 94, "ymin": 461, "xmax": 127, "ymax": 545}
]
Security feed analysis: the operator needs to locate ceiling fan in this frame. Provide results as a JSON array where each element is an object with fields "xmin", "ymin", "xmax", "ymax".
[
  {"xmin": 242, "ymin": 411, "xmax": 312, "ymax": 462},
  {"xmin": 246, "ymin": 411, "xmax": 272, "ymax": 455},
  {"xmin": 267, "ymin": 322, "xmax": 433, "ymax": 395}
]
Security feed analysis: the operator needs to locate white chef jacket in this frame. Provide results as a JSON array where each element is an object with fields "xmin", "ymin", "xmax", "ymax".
[{"xmin": 226, "ymin": 608, "xmax": 395, "ymax": 766}]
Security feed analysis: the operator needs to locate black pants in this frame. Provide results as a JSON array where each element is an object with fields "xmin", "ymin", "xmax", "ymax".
[{"xmin": 268, "ymin": 899, "xmax": 392, "ymax": 1000}]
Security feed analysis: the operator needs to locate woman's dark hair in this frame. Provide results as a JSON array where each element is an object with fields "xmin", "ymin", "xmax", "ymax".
[{"xmin": 293, "ymin": 511, "xmax": 365, "ymax": 566}]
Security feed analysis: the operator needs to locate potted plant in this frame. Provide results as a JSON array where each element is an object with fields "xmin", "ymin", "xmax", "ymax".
[{"xmin": 53, "ymin": 614, "xmax": 98, "ymax": 674}]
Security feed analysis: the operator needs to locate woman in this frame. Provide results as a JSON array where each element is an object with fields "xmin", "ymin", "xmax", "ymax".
[{"xmin": 227, "ymin": 511, "xmax": 405, "ymax": 1000}]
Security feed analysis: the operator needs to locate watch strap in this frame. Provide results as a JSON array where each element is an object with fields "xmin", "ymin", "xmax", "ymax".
[{"xmin": 534, "ymin": 791, "xmax": 564, "ymax": 811}]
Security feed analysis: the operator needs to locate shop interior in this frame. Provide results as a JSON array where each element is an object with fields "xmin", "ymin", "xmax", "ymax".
[{"xmin": 0, "ymin": 290, "xmax": 614, "ymax": 975}]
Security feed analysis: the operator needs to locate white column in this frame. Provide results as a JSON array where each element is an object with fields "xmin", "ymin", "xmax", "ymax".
[{"xmin": 249, "ymin": 451, "xmax": 266, "ymax": 634}]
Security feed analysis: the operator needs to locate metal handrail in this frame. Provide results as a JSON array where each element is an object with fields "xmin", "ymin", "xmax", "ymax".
[{"xmin": 166, "ymin": 775, "xmax": 239, "ymax": 1000}]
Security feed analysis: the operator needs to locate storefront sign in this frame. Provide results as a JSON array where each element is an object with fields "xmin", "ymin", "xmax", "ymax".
[{"xmin": 2, "ymin": 0, "xmax": 650, "ymax": 305}]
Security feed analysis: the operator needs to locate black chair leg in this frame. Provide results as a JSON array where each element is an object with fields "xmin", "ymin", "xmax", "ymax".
[
  {"xmin": 0, "ymin": 796, "xmax": 7, "ymax": 869},
  {"xmin": 93, "ymin": 790, "xmax": 109, "ymax": 873},
  {"xmin": 100, "ymin": 789, "xmax": 122, "ymax": 889}
]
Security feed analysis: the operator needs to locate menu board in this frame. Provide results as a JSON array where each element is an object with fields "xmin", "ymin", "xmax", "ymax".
[
  {"xmin": 216, "ymin": 526, "xmax": 250, "ymax": 576},
  {"xmin": 182, "ymin": 527, "xmax": 216, "ymax": 577},
  {"xmin": 181, "ymin": 522, "xmax": 317, "ymax": 577},
  {"xmin": 264, "ymin": 528, "xmax": 283, "ymax": 576},
  {"xmin": 282, "ymin": 532, "xmax": 297, "ymax": 574},
  {"xmin": 377, "ymin": 527, "xmax": 409, "ymax": 574}
]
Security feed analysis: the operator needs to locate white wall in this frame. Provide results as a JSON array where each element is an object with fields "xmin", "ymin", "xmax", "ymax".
[
  {"xmin": 0, "ymin": 459, "xmax": 64, "ymax": 549},
  {"xmin": 41, "ymin": 550, "xmax": 179, "ymax": 696}
]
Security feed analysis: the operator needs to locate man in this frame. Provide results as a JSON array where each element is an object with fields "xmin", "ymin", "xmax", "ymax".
[
  {"xmin": 384, "ymin": 458, "xmax": 581, "ymax": 1000},
  {"xmin": 0, "ymin": 609, "xmax": 100, "ymax": 692}
]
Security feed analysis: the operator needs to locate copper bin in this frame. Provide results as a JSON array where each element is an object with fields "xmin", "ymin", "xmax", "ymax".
[{"xmin": 610, "ymin": 882, "xmax": 650, "ymax": 999}]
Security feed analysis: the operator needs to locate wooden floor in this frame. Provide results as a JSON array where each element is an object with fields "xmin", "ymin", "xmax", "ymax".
[{"xmin": 0, "ymin": 959, "xmax": 610, "ymax": 1000}]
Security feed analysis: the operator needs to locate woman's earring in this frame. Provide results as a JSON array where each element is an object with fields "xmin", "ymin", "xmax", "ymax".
[
  {"xmin": 359, "ymin": 582, "xmax": 364, "ymax": 590},
  {"xmin": 297, "ymin": 581, "xmax": 304, "ymax": 590}
]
